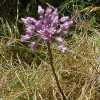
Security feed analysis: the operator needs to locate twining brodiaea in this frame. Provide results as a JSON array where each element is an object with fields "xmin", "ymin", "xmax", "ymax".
[{"xmin": 21, "ymin": 4, "xmax": 73, "ymax": 52}]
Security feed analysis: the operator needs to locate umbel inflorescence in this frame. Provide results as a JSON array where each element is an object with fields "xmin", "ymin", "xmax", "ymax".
[{"xmin": 21, "ymin": 4, "xmax": 73, "ymax": 52}]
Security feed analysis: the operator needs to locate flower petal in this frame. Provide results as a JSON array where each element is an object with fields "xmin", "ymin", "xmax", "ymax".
[
  {"xmin": 38, "ymin": 5, "xmax": 44, "ymax": 15},
  {"xmin": 29, "ymin": 42, "xmax": 36, "ymax": 49},
  {"xmin": 58, "ymin": 44, "xmax": 67, "ymax": 53},
  {"xmin": 21, "ymin": 17, "xmax": 36, "ymax": 25},
  {"xmin": 45, "ymin": 7, "xmax": 53, "ymax": 15},
  {"xmin": 61, "ymin": 20, "xmax": 73, "ymax": 30},
  {"xmin": 21, "ymin": 34, "xmax": 31, "ymax": 42},
  {"xmin": 60, "ymin": 16, "xmax": 69, "ymax": 22},
  {"xmin": 56, "ymin": 37, "xmax": 63, "ymax": 43}
]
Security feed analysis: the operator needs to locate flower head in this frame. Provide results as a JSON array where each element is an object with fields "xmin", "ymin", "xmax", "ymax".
[{"xmin": 21, "ymin": 4, "xmax": 73, "ymax": 52}]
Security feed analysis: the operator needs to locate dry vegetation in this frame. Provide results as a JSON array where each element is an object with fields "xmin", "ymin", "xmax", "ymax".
[{"xmin": 0, "ymin": 19, "xmax": 100, "ymax": 100}]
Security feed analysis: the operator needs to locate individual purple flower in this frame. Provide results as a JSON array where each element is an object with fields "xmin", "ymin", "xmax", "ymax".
[
  {"xmin": 21, "ymin": 34, "xmax": 31, "ymax": 42},
  {"xmin": 38, "ymin": 5, "xmax": 44, "ymax": 15},
  {"xmin": 56, "ymin": 37, "xmax": 67, "ymax": 53},
  {"xmin": 29, "ymin": 42, "xmax": 37, "ymax": 49},
  {"xmin": 58, "ymin": 45, "xmax": 67, "ymax": 53},
  {"xmin": 21, "ymin": 4, "xmax": 73, "ymax": 52},
  {"xmin": 56, "ymin": 37, "xmax": 64, "ymax": 43},
  {"xmin": 45, "ymin": 7, "xmax": 52, "ymax": 15},
  {"xmin": 60, "ymin": 16, "xmax": 69, "ymax": 22}
]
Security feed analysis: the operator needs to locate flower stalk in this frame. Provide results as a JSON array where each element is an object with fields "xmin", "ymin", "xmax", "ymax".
[{"xmin": 47, "ymin": 41, "xmax": 66, "ymax": 100}]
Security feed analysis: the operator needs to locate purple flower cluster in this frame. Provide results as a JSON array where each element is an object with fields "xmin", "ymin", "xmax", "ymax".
[{"xmin": 21, "ymin": 4, "xmax": 73, "ymax": 52}]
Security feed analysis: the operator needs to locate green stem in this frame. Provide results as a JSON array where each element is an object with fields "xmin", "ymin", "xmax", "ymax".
[{"xmin": 47, "ymin": 41, "xmax": 66, "ymax": 100}]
